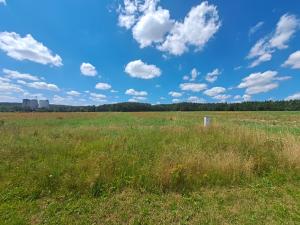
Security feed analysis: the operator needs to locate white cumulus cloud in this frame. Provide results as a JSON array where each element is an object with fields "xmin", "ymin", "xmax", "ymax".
[
  {"xmin": 52, "ymin": 95, "xmax": 72, "ymax": 105},
  {"xmin": 179, "ymin": 83, "xmax": 207, "ymax": 92},
  {"xmin": 234, "ymin": 94, "xmax": 252, "ymax": 102},
  {"xmin": 243, "ymin": 94, "xmax": 252, "ymax": 102},
  {"xmin": 28, "ymin": 82, "xmax": 60, "ymax": 92},
  {"xmin": 247, "ymin": 14, "xmax": 299, "ymax": 68},
  {"xmin": 187, "ymin": 96, "xmax": 206, "ymax": 103},
  {"xmin": 52, "ymin": 95, "xmax": 87, "ymax": 106},
  {"xmin": 269, "ymin": 14, "xmax": 299, "ymax": 49},
  {"xmin": 2, "ymin": 69, "xmax": 39, "ymax": 81},
  {"xmin": 66, "ymin": 90, "xmax": 81, "ymax": 96},
  {"xmin": 0, "ymin": 95, "xmax": 18, "ymax": 102},
  {"xmin": 95, "ymin": 82, "xmax": 112, "ymax": 90},
  {"xmin": 283, "ymin": 50, "xmax": 300, "ymax": 69},
  {"xmin": 118, "ymin": 1, "xmax": 220, "ymax": 56},
  {"xmin": 238, "ymin": 71, "xmax": 291, "ymax": 95},
  {"xmin": 0, "ymin": 77, "xmax": 10, "ymax": 82},
  {"xmin": 213, "ymin": 94, "xmax": 231, "ymax": 101},
  {"xmin": 285, "ymin": 92, "xmax": 300, "ymax": 100},
  {"xmin": 168, "ymin": 91, "xmax": 182, "ymax": 98},
  {"xmin": 182, "ymin": 68, "xmax": 200, "ymax": 81},
  {"xmin": 190, "ymin": 68, "xmax": 200, "ymax": 81},
  {"xmin": 118, "ymin": 0, "xmax": 138, "ymax": 29},
  {"xmin": 80, "ymin": 63, "xmax": 97, "ymax": 76},
  {"xmin": 132, "ymin": 6, "xmax": 174, "ymax": 48},
  {"xmin": 125, "ymin": 60, "xmax": 161, "ymax": 79},
  {"xmin": 205, "ymin": 68, "xmax": 221, "ymax": 83},
  {"xmin": 0, "ymin": 81, "xmax": 24, "ymax": 93},
  {"xmin": 172, "ymin": 98, "xmax": 181, "ymax": 103},
  {"xmin": 159, "ymin": 1, "xmax": 221, "ymax": 55},
  {"xmin": 90, "ymin": 93, "xmax": 106, "ymax": 99},
  {"xmin": 129, "ymin": 96, "xmax": 147, "ymax": 102},
  {"xmin": 182, "ymin": 75, "xmax": 189, "ymax": 81},
  {"xmin": 89, "ymin": 93, "xmax": 107, "ymax": 103},
  {"xmin": 0, "ymin": 0, "xmax": 6, "ymax": 5},
  {"xmin": 0, "ymin": 32, "xmax": 62, "ymax": 66},
  {"xmin": 204, "ymin": 87, "xmax": 226, "ymax": 97},
  {"xmin": 18, "ymin": 80, "xmax": 60, "ymax": 92},
  {"xmin": 125, "ymin": 88, "xmax": 148, "ymax": 96}
]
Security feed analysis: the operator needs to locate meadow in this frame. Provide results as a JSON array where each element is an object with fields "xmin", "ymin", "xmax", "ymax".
[{"xmin": 0, "ymin": 112, "xmax": 299, "ymax": 225}]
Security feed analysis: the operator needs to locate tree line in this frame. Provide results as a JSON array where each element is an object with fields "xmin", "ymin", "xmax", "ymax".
[{"xmin": 0, "ymin": 100, "xmax": 300, "ymax": 112}]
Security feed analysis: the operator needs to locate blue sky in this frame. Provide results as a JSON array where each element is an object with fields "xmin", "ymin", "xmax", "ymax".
[{"xmin": 0, "ymin": 0, "xmax": 300, "ymax": 105}]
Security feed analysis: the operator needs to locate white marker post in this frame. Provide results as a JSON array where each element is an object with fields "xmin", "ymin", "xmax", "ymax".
[{"xmin": 204, "ymin": 116, "xmax": 211, "ymax": 127}]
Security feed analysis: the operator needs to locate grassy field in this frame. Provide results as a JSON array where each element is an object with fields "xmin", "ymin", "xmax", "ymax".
[{"xmin": 0, "ymin": 112, "xmax": 299, "ymax": 225}]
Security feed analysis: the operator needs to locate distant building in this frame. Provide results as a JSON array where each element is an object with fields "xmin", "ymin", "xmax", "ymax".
[
  {"xmin": 22, "ymin": 99, "xmax": 44, "ymax": 110},
  {"xmin": 22, "ymin": 99, "xmax": 31, "ymax": 109},
  {"xmin": 38, "ymin": 100, "xmax": 49, "ymax": 109}
]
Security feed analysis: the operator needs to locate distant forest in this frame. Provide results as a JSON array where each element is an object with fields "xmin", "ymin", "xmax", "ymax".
[{"xmin": 1, "ymin": 100, "xmax": 300, "ymax": 112}]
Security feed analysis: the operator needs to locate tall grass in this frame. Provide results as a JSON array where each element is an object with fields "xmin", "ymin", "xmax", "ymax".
[
  {"xmin": 1, "ymin": 112, "xmax": 300, "ymax": 224},
  {"xmin": 0, "ymin": 113, "xmax": 299, "ymax": 200}
]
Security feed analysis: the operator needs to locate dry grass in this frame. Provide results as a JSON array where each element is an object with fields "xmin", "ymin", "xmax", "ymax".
[
  {"xmin": 157, "ymin": 150, "xmax": 255, "ymax": 191},
  {"xmin": 281, "ymin": 136, "xmax": 300, "ymax": 169}
]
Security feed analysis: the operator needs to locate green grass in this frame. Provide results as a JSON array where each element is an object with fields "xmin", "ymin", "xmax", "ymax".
[{"xmin": 0, "ymin": 112, "xmax": 299, "ymax": 224}]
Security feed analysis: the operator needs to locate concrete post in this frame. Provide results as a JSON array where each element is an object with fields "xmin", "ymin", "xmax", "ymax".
[{"xmin": 204, "ymin": 116, "xmax": 211, "ymax": 127}]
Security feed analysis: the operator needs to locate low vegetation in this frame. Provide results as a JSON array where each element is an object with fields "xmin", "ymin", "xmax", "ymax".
[{"xmin": 0, "ymin": 112, "xmax": 299, "ymax": 224}]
